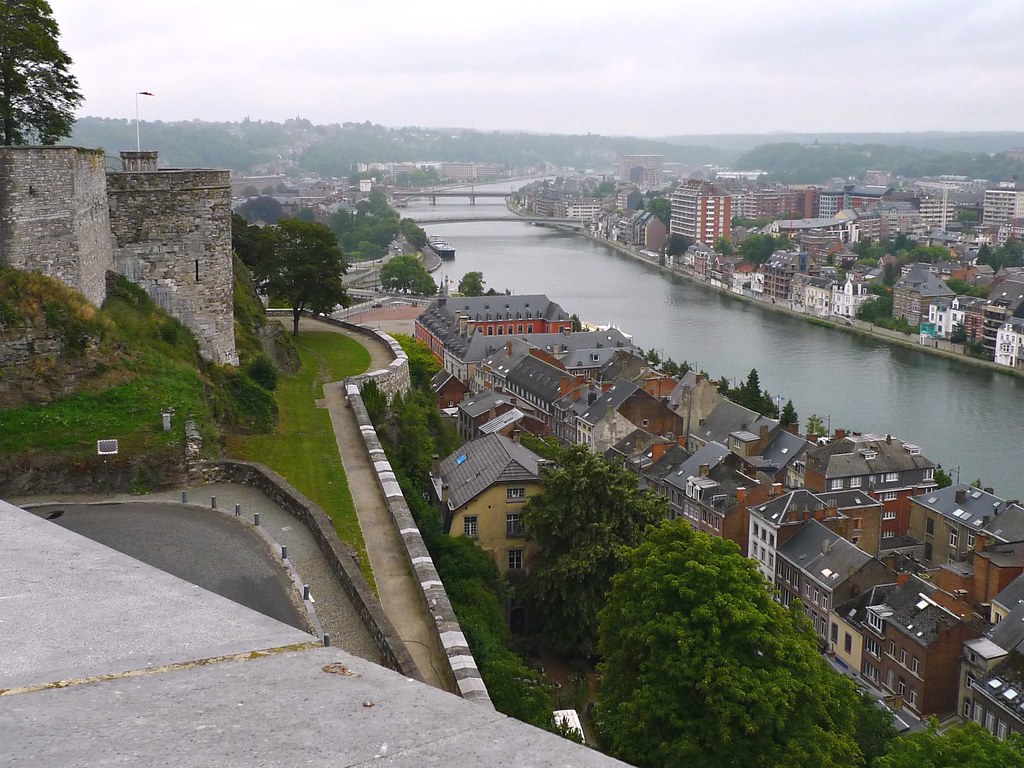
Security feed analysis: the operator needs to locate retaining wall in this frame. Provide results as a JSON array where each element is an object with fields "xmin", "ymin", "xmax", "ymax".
[{"xmin": 191, "ymin": 459, "xmax": 420, "ymax": 681}]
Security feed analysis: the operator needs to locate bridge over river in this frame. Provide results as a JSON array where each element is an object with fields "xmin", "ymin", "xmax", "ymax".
[{"xmin": 392, "ymin": 190, "xmax": 512, "ymax": 204}]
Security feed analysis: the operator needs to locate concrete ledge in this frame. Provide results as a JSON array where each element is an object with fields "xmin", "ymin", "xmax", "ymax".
[{"xmin": 190, "ymin": 460, "xmax": 421, "ymax": 682}]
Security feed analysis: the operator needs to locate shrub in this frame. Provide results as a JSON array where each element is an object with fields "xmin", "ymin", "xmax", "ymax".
[{"xmin": 246, "ymin": 354, "xmax": 278, "ymax": 391}]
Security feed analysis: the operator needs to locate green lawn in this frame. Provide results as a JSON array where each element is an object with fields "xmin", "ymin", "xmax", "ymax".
[{"xmin": 227, "ymin": 331, "xmax": 375, "ymax": 586}]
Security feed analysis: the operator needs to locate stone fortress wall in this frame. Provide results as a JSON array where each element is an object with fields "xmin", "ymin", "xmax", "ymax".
[
  {"xmin": 0, "ymin": 147, "xmax": 113, "ymax": 307},
  {"xmin": 107, "ymin": 164, "xmax": 238, "ymax": 364},
  {"xmin": 0, "ymin": 147, "xmax": 236, "ymax": 364}
]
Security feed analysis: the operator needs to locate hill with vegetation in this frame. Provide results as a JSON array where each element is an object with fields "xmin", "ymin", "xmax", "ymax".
[
  {"xmin": 0, "ymin": 264, "xmax": 284, "ymax": 494},
  {"xmin": 67, "ymin": 117, "xmax": 731, "ymax": 175},
  {"xmin": 734, "ymin": 141, "xmax": 1024, "ymax": 184}
]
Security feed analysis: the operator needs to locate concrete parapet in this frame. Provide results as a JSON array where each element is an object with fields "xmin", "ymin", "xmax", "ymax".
[{"xmin": 344, "ymin": 377, "xmax": 493, "ymax": 707}]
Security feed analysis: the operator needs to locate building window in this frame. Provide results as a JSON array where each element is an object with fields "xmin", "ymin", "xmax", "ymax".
[
  {"xmin": 973, "ymin": 703, "xmax": 983, "ymax": 724},
  {"xmin": 527, "ymin": 324, "xmax": 534, "ymax": 333},
  {"xmin": 889, "ymin": 640, "xmax": 897, "ymax": 657},
  {"xmin": 830, "ymin": 623, "xmax": 839, "ymax": 643},
  {"xmin": 850, "ymin": 476, "xmax": 862, "ymax": 488},
  {"xmin": 507, "ymin": 548, "xmax": 523, "ymax": 571},
  {"xmin": 924, "ymin": 468, "xmax": 935, "ymax": 482},
  {"xmin": 926, "ymin": 518, "xmax": 935, "ymax": 535},
  {"xmin": 882, "ymin": 510, "xmax": 896, "ymax": 520},
  {"xmin": 907, "ymin": 687, "xmax": 917, "ymax": 707},
  {"xmin": 844, "ymin": 633, "xmax": 853, "ymax": 654},
  {"xmin": 967, "ymin": 531, "xmax": 976, "ymax": 548},
  {"xmin": 506, "ymin": 487, "xmax": 526, "ymax": 501},
  {"xmin": 865, "ymin": 638, "xmax": 881, "ymax": 658},
  {"xmin": 195, "ymin": 259, "xmax": 200, "ymax": 282},
  {"xmin": 463, "ymin": 516, "xmax": 478, "ymax": 538},
  {"xmin": 882, "ymin": 491, "xmax": 898, "ymax": 501},
  {"xmin": 911, "ymin": 656, "xmax": 920, "ymax": 675},
  {"xmin": 506, "ymin": 512, "xmax": 524, "ymax": 537},
  {"xmin": 830, "ymin": 478, "xmax": 843, "ymax": 491},
  {"xmin": 949, "ymin": 529, "xmax": 959, "ymax": 547},
  {"xmin": 867, "ymin": 612, "xmax": 883, "ymax": 633},
  {"xmin": 998, "ymin": 720, "xmax": 1008, "ymax": 740},
  {"xmin": 899, "ymin": 648, "xmax": 908, "ymax": 666},
  {"xmin": 517, "ymin": 324, "xmax": 524, "ymax": 334},
  {"xmin": 882, "ymin": 530, "xmax": 894, "ymax": 539},
  {"xmin": 963, "ymin": 698, "xmax": 972, "ymax": 718},
  {"xmin": 986, "ymin": 711, "xmax": 996, "ymax": 734},
  {"xmin": 897, "ymin": 678, "xmax": 906, "ymax": 696},
  {"xmin": 884, "ymin": 472, "xmax": 899, "ymax": 483}
]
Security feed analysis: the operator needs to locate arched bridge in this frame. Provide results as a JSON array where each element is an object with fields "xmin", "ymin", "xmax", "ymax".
[
  {"xmin": 407, "ymin": 215, "xmax": 586, "ymax": 229},
  {"xmin": 392, "ymin": 190, "xmax": 513, "ymax": 205}
]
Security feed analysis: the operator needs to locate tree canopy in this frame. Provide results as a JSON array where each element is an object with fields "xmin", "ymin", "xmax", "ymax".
[
  {"xmin": 596, "ymin": 520, "xmax": 879, "ymax": 768},
  {"xmin": 0, "ymin": 0, "xmax": 82, "ymax": 145},
  {"xmin": 522, "ymin": 445, "xmax": 666, "ymax": 657},
  {"xmin": 458, "ymin": 271, "xmax": 485, "ymax": 296},
  {"xmin": 876, "ymin": 721, "xmax": 1024, "ymax": 768},
  {"xmin": 255, "ymin": 218, "xmax": 349, "ymax": 336},
  {"xmin": 380, "ymin": 255, "xmax": 436, "ymax": 295}
]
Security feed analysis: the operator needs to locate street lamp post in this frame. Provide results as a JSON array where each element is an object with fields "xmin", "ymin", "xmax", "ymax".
[{"xmin": 135, "ymin": 91, "xmax": 154, "ymax": 152}]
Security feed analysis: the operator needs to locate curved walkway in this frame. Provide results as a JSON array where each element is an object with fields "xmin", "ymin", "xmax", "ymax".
[{"xmin": 300, "ymin": 317, "xmax": 451, "ymax": 692}]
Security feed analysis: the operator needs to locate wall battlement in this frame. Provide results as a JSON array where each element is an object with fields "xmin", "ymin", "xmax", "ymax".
[{"xmin": 0, "ymin": 147, "xmax": 237, "ymax": 365}]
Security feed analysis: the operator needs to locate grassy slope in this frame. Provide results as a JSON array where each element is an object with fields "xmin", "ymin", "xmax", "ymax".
[{"xmin": 226, "ymin": 331, "xmax": 374, "ymax": 585}]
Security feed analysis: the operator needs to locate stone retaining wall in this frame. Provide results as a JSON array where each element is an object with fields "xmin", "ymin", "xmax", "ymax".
[
  {"xmin": 191, "ymin": 459, "xmax": 420, "ymax": 681},
  {"xmin": 345, "ymin": 380, "xmax": 492, "ymax": 707}
]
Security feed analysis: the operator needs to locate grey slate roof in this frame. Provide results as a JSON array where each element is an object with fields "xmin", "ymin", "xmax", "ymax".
[
  {"xmin": 817, "ymin": 489, "xmax": 882, "ymax": 512},
  {"xmin": 994, "ymin": 573, "xmax": 1024, "ymax": 616},
  {"xmin": 505, "ymin": 354, "xmax": 571, "ymax": 405},
  {"xmin": 777, "ymin": 519, "xmax": 873, "ymax": 591},
  {"xmin": 694, "ymin": 400, "xmax": 777, "ymax": 446},
  {"xmin": 882, "ymin": 575, "xmax": 966, "ymax": 648},
  {"xmin": 984, "ymin": 504, "xmax": 1024, "ymax": 543},
  {"xmin": 758, "ymin": 430, "xmax": 810, "ymax": 474},
  {"xmin": 662, "ymin": 441, "xmax": 730, "ymax": 493},
  {"xmin": 911, "ymin": 483, "xmax": 1008, "ymax": 531},
  {"xmin": 989, "ymin": 601, "xmax": 1024, "ymax": 653},
  {"xmin": 578, "ymin": 379, "xmax": 640, "ymax": 425},
  {"xmin": 644, "ymin": 444, "xmax": 694, "ymax": 486},
  {"xmin": 751, "ymin": 489, "xmax": 826, "ymax": 525},
  {"xmin": 459, "ymin": 390, "xmax": 512, "ymax": 419},
  {"xmin": 805, "ymin": 433, "xmax": 935, "ymax": 478},
  {"xmin": 437, "ymin": 434, "xmax": 541, "ymax": 511},
  {"xmin": 835, "ymin": 582, "xmax": 900, "ymax": 628},
  {"xmin": 896, "ymin": 265, "xmax": 954, "ymax": 299}
]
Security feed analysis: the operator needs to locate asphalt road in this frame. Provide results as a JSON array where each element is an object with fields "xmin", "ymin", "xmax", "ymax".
[{"xmin": 30, "ymin": 503, "xmax": 308, "ymax": 632}]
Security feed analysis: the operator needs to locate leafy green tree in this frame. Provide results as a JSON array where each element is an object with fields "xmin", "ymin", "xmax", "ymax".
[
  {"xmin": 570, "ymin": 312, "xmax": 583, "ymax": 332},
  {"xmin": 740, "ymin": 233, "xmax": 783, "ymax": 265},
  {"xmin": 950, "ymin": 322, "xmax": 967, "ymax": 343},
  {"xmin": 458, "ymin": 271, "xmax": 485, "ymax": 296},
  {"xmin": 858, "ymin": 295, "xmax": 894, "ymax": 323},
  {"xmin": 876, "ymin": 721, "xmax": 1024, "ymax": 768},
  {"xmin": 945, "ymin": 278, "xmax": 989, "ymax": 298},
  {"xmin": 647, "ymin": 196, "xmax": 671, "ymax": 225},
  {"xmin": 805, "ymin": 414, "xmax": 826, "ymax": 438},
  {"xmin": 256, "ymin": 218, "xmax": 349, "ymax": 336},
  {"xmin": 0, "ymin": 0, "xmax": 82, "ymax": 145},
  {"xmin": 666, "ymin": 233, "xmax": 693, "ymax": 256},
  {"xmin": 715, "ymin": 236, "xmax": 734, "ymax": 255},
  {"xmin": 238, "ymin": 195, "xmax": 284, "ymax": 225},
  {"xmin": 231, "ymin": 213, "xmax": 274, "ymax": 269},
  {"xmin": 391, "ymin": 333, "xmax": 440, "ymax": 390},
  {"xmin": 399, "ymin": 218, "xmax": 427, "ymax": 249},
  {"xmin": 522, "ymin": 445, "xmax": 667, "ymax": 657},
  {"xmin": 596, "ymin": 520, "xmax": 867, "ymax": 768},
  {"xmin": 380, "ymin": 254, "xmax": 436, "ymax": 295},
  {"xmin": 780, "ymin": 399, "xmax": 798, "ymax": 428},
  {"xmin": 934, "ymin": 465, "xmax": 953, "ymax": 489}
]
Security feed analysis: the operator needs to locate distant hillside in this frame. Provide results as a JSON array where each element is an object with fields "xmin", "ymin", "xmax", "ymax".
[
  {"xmin": 733, "ymin": 142, "xmax": 1024, "ymax": 184},
  {"xmin": 67, "ymin": 117, "xmax": 732, "ymax": 175},
  {"xmin": 659, "ymin": 132, "xmax": 1024, "ymax": 155}
]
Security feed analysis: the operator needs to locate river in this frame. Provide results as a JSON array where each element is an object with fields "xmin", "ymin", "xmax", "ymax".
[{"xmin": 405, "ymin": 181, "xmax": 1024, "ymax": 499}]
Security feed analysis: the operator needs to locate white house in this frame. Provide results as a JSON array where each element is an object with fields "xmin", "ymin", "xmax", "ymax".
[
  {"xmin": 831, "ymin": 276, "xmax": 872, "ymax": 318},
  {"xmin": 995, "ymin": 318, "xmax": 1024, "ymax": 369}
]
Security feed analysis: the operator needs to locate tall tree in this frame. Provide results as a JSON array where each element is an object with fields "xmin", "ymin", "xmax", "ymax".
[
  {"xmin": 256, "ymin": 218, "xmax": 349, "ymax": 336},
  {"xmin": 780, "ymin": 399, "xmax": 798, "ymax": 428},
  {"xmin": 0, "ymin": 0, "xmax": 81, "ymax": 145},
  {"xmin": 597, "ymin": 520, "xmax": 870, "ymax": 768},
  {"xmin": 380, "ymin": 254, "xmax": 436, "ymax": 295},
  {"xmin": 646, "ymin": 196, "xmax": 671, "ymax": 225},
  {"xmin": 458, "ymin": 271, "xmax": 485, "ymax": 296},
  {"xmin": 522, "ymin": 445, "xmax": 666, "ymax": 657}
]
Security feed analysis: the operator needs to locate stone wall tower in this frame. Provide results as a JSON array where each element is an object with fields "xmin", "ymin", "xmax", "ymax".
[
  {"xmin": 106, "ymin": 151, "xmax": 238, "ymax": 365},
  {"xmin": 0, "ymin": 147, "xmax": 113, "ymax": 307}
]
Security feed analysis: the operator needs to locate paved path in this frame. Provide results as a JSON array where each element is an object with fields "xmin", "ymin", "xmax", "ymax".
[{"xmin": 301, "ymin": 317, "xmax": 451, "ymax": 691}]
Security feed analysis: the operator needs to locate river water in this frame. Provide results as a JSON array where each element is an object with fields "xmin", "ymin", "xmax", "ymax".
[{"xmin": 406, "ymin": 182, "xmax": 1024, "ymax": 499}]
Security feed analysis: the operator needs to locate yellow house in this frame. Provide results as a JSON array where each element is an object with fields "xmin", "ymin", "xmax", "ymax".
[
  {"xmin": 434, "ymin": 433, "xmax": 544, "ymax": 574},
  {"xmin": 830, "ymin": 582, "xmax": 898, "ymax": 683}
]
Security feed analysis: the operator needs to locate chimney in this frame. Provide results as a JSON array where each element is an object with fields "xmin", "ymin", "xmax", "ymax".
[
  {"xmin": 886, "ymin": 434, "xmax": 892, "ymax": 444},
  {"xmin": 834, "ymin": 428, "xmax": 846, "ymax": 440},
  {"xmin": 588, "ymin": 391, "xmax": 597, "ymax": 405},
  {"xmin": 821, "ymin": 537, "xmax": 833, "ymax": 555},
  {"xmin": 772, "ymin": 482, "xmax": 783, "ymax": 497},
  {"xmin": 955, "ymin": 488, "xmax": 966, "ymax": 504},
  {"xmin": 736, "ymin": 487, "xmax": 746, "ymax": 505},
  {"xmin": 759, "ymin": 424, "xmax": 769, "ymax": 441},
  {"xmin": 896, "ymin": 572, "xmax": 911, "ymax": 586},
  {"xmin": 699, "ymin": 463, "xmax": 710, "ymax": 477},
  {"xmin": 651, "ymin": 443, "xmax": 668, "ymax": 462},
  {"xmin": 505, "ymin": 340, "xmax": 512, "ymax": 355},
  {"xmin": 814, "ymin": 508, "xmax": 825, "ymax": 521}
]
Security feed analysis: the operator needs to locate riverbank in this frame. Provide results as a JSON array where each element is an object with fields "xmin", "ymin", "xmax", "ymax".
[{"xmin": 570, "ymin": 229, "xmax": 1023, "ymax": 380}]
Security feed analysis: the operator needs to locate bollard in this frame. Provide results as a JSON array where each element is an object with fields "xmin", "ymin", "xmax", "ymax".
[
  {"xmin": 234, "ymin": 503, "xmax": 241, "ymax": 517},
  {"xmin": 211, "ymin": 496, "xmax": 217, "ymax": 510},
  {"xmin": 254, "ymin": 512, "xmax": 260, "ymax": 527},
  {"xmin": 281, "ymin": 545, "xmax": 288, "ymax": 560},
  {"xmin": 181, "ymin": 490, "xmax": 188, "ymax": 504},
  {"xmin": 303, "ymin": 584, "xmax": 310, "ymax": 601},
  {"xmin": 323, "ymin": 633, "xmax": 332, "ymax": 647}
]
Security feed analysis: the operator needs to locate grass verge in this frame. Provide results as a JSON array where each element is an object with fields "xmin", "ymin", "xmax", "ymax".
[{"xmin": 226, "ymin": 331, "xmax": 375, "ymax": 586}]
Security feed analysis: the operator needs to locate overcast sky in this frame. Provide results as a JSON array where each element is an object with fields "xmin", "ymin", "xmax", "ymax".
[{"xmin": 48, "ymin": 0, "xmax": 1023, "ymax": 137}]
